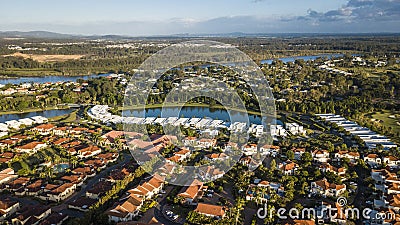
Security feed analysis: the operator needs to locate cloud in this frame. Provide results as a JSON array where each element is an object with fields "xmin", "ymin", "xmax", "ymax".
[{"xmin": 300, "ymin": 0, "xmax": 400, "ymax": 23}]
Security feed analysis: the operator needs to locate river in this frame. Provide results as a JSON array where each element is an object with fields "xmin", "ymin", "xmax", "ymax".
[
  {"xmin": 122, "ymin": 106, "xmax": 282, "ymax": 126},
  {"xmin": 260, "ymin": 53, "xmax": 344, "ymax": 64},
  {"xmin": 0, "ymin": 73, "xmax": 110, "ymax": 85},
  {"xmin": 0, "ymin": 108, "xmax": 74, "ymax": 123}
]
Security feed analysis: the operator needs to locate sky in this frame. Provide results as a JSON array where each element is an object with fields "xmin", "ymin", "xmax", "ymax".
[{"xmin": 1, "ymin": 0, "xmax": 399, "ymax": 35}]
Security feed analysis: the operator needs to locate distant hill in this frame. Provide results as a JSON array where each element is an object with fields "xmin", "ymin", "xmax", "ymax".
[
  {"xmin": 0, "ymin": 31, "xmax": 79, "ymax": 39},
  {"xmin": 0, "ymin": 30, "xmax": 399, "ymax": 39}
]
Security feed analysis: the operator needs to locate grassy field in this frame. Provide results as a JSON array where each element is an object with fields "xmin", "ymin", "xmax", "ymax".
[
  {"xmin": 370, "ymin": 110, "xmax": 400, "ymax": 143},
  {"xmin": 49, "ymin": 109, "xmax": 78, "ymax": 123}
]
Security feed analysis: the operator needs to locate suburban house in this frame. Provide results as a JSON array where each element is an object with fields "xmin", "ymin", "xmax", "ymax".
[
  {"xmin": 194, "ymin": 203, "xmax": 226, "ymax": 219},
  {"xmin": 77, "ymin": 145, "xmax": 102, "ymax": 158},
  {"xmin": 183, "ymin": 136, "xmax": 197, "ymax": 146},
  {"xmin": 383, "ymin": 156, "xmax": 400, "ymax": 168},
  {"xmin": 178, "ymin": 179, "xmax": 205, "ymax": 205},
  {"xmin": 41, "ymin": 183, "xmax": 77, "ymax": 202},
  {"xmin": 128, "ymin": 175, "xmax": 164, "ymax": 200},
  {"xmin": 174, "ymin": 148, "xmax": 191, "ymax": 161},
  {"xmin": 278, "ymin": 160, "xmax": 299, "ymax": 175},
  {"xmin": 293, "ymin": 148, "xmax": 306, "ymax": 160},
  {"xmin": 205, "ymin": 153, "xmax": 229, "ymax": 161},
  {"xmin": 197, "ymin": 138, "xmax": 217, "ymax": 148},
  {"xmin": 259, "ymin": 144, "xmax": 280, "ymax": 156},
  {"xmin": 319, "ymin": 163, "xmax": 347, "ymax": 177},
  {"xmin": 312, "ymin": 150, "xmax": 330, "ymax": 163},
  {"xmin": 364, "ymin": 154, "xmax": 382, "ymax": 167},
  {"xmin": 0, "ymin": 198, "xmax": 20, "ymax": 221},
  {"xmin": 334, "ymin": 150, "xmax": 360, "ymax": 163},
  {"xmin": 101, "ymin": 130, "xmax": 142, "ymax": 146},
  {"xmin": 242, "ymin": 144, "xmax": 258, "ymax": 156},
  {"xmin": 198, "ymin": 166, "xmax": 224, "ymax": 180},
  {"xmin": 16, "ymin": 141, "xmax": 47, "ymax": 154},
  {"xmin": 0, "ymin": 168, "xmax": 18, "ymax": 185},
  {"xmin": 11, "ymin": 205, "xmax": 51, "ymax": 225},
  {"xmin": 224, "ymin": 142, "xmax": 239, "ymax": 152},
  {"xmin": 86, "ymin": 181, "xmax": 113, "ymax": 199},
  {"xmin": 38, "ymin": 212, "xmax": 68, "ymax": 225},
  {"xmin": 311, "ymin": 178, "xmax": 346, "ymax": 197},
  {"xmin": 106, "ymin": 195, "xmax": 143, "ymax": 223},
  {"xmin": 32, "ymin": 124, "xmax": 55, "ymax": 135}
]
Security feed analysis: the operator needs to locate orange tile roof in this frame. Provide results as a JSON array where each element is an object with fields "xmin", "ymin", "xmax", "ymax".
[
  {"xmin": 194, "ymin": 203, "xmax": 225, "ymax": 217},
  {"xmin": 178, "ymin": 179, "xmax": 203, "ymax": 199},
  {"xmin": 34, "ymin": 124, "xmax": 55, "ymax": 130}
]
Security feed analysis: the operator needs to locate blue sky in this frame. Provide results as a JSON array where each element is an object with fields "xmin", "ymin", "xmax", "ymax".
[{"xmin": 1, "ymin": 0, "xmax": 399, "ymax": 35}]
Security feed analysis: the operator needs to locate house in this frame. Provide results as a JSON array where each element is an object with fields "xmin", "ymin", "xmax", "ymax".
[
  {"xmin": 70, "ymin": 127, "xmax": 89, "ymax": 135},
  {"xmin": 278, "ymin": 160, "xmax": 299, "ymax": 175},
  {"xmin": 106, "ymin": 195, "xmax": 143, "ymax": 223},
  {"xmin": 334, "ymin": 150, "xmax": 360, "ymax": 163},
  {"xmin": 383, "ymin": 156, "xmax": 400, "ymax": 168},
  {"xmin": 205, "ymin": 153, "xmax": 228, "ymax": 161},
  {"xmin": 16, "ymin": 141, "xmax": 47, "ymax": 154},
  {"xmin": 0, "ymin": 198, "xmax": 20, "ymax": 221},
  {"xmin": 312, "ymin": 150, "xmax": 330, "ymax": 163},
  {"xmin": 166, "ymin": 155, "xmax": 182, "ymax": 163},
  {"xmin": 387, "ymin": 194, "xmax": 400, "ymax": 213},
  {"xmin": 311, "ymin": 178, "xmax": 346, "ymax": 197},
  {"xmin": 38, "ymin": 212, "xmax": 68, "ymax": 225},
  {"xmin": 183, "ymin": 136, "xmax": 197, "ymax": 146},
  {"xmin": 101, "ymin": 131, "xmax": 142, "ymax": 146},
  {"xmin": 46, "ymin": 183, "xmax": 76, "ymax": 202},
  {"xmin": 107, "ymin": 168, "xmax": 131, "ymax": 183},
  {"xmin": 259, "ymin": 144, "xmax": 280, "ymax": 157},
  {"xmin": 77, "ymin": 145, "xmax": 101, "ymax": 158},
  {"xmin": 86, "ymin": 181, "xmax": 113, "ymax": 199},
  {"xmin": 128, "ymin": 175, "xmax": 164, "ymax": 200},
  {"xmin": 364, "ymin": 154, "xmax": 382, "ymax": 167},
  {"xmin": 5, "ymin": 177, "xmax": 30, "ymax": 192},
  {"xmin": 0, "ymin": 168, "xmax": 18, "ymax": 185},
  {"xmin": 97, "ymin": 152, "xmax": 119, "ymax": 164},
  {"xmin": 53, "ymin": 127, "xmax": 68, "ymax": 136},
  {"xmin": 319, "ymin": 163, "xmax": 346, "ymax": 177},
  {"xmin": 224, "ymin": 142, "xmax": 238, "ymax": 152},
  {"xmin": 174, "ymin": 148, "xmax": 191, "ymax": 161},
  {"xmin": 242, "ymin": 144, "xmax": 258, "ymax": 156},
  {"xmin": 72, "ymin": 167, "xmax": 96, "ymax": 177},
  {"xmin": 293, "ymin": 148, "xmax": 306, "ymax": 160},
  {"xmin": 194, "ymin": 203, "xmax": 226, "ymax": 219},
  {"xmin": 32, "ymin": 124, "xmax": 55, "ymax": 135},
  {"xmin": 68, "ymin": 197, "xmax": 97, "ymax": 212},
  {"xmin": 60, "ymin": 175, "xmax": 85, "ymax": 187},
  {"xmin": 197, "ymin": 138, "xmax": 217, "ymax": 148},
  {"xmin": 11, "ymin": 205, "xmax": 51, "ymax": 225},
  {"xmin": 198, "ymin": 166, "xmax": 224, "ymax": 180},
  {"xmin": 178, "ymin": 179, "xmax": 204, "ymax": 205}
]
